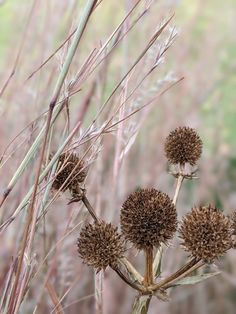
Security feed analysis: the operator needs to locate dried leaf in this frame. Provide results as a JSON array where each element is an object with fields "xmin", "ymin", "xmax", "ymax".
[
  {"xmin": 153, "ymin": 246, "xmax": 163, "ymax": 278},
  {"xmin": 154, "ymin": 289, "xmax": 170, "ymax": 302},
  {"xmin": 169, "ymin": 272, "xmax": 221, "ymax": 287}
]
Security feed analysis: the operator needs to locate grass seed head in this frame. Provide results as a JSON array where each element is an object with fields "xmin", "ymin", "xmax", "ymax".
[
  {"xmin": 120, "ymin": 188, "xmax": 177, "ymax": 250},
  {"xmin": 77, "ymin": 221, "xmax": 125, "ymax": 272},
  {"xmin": 179, "ymin": 205, "xmax": 231, "ymax": 263},
  {"xmin": 164, "ymin": 126, "xmax": 202, "ymax": 166}
]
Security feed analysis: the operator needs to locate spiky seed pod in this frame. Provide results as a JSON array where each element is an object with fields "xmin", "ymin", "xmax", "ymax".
[
  {"xmin": 77, "ymin": 221, "xmax": 125, "ymax": 272},
  {"xmin": 52, "ymin": 152, "xmax": 87, "ymax": 194},
  {"xmin": 120, "ymin": 189, "xmax": 177, "ymax": 250},
  {"xmin": 164, "ymin": 126, "xmax": 202, "ymax": 166},
  {"xmin": 179, "ymin": 205, "xmax": 232, "ymax": 263},
  {"xmin": 231, "ymin": 212, "xmax": 236, "ymax": 249},
  {"xmin": 232, "ymin": 211, "xmax": 236, "ymax": 235}
]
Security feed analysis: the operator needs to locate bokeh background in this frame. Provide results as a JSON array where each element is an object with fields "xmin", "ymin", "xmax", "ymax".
[{"xmin": 0, "ymin": 0, "xmax": 236, "ymax": 313}]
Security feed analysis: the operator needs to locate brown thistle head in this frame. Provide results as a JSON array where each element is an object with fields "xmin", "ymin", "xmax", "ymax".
[
  {"xmin": 52, "ymin": 152, "xmax": 87, "ymax": 195},
  {"xmin": 164, "ymin": 126, "xmax": 202, "ymax": 166},
  {"xmin": 179, "ymin": 205, "xmax": 232, "ymax": 263},
  {"xmin": 231, "ymin": 211, "xmax": 236, "ymax": 249},
  {"xmin": 120, "ymin": 188, "xmax": 177, "ymax": 250},
  {"xmin": 77, "ymin": 221, "xmax": 125, "ymax": 272},
  {"xmin": 232, "ymin": 211, "xmax": 236, "ymax": 235}
]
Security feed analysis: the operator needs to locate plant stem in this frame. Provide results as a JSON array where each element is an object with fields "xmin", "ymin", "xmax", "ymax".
[
  {"xmin": 112, "ymin": 267, "xmax": 145, "ymax": 293},
  {"xmin": 7, "ymin": 1, "xmax": 98, "ymax": 312},
  {"xmin": 82, "ymin": 195, "xmax": 100, "ymax": 222},
  {"xmin": 173, "ymin": 174, "xmax": 184, "ymax": 205},
  {"xmin": 144, "ymin": 247, "xmax": 153, "ymax": 286},
  {"xmin": 131, "ymin": 295, "xmax": 152, "ymax": 314},
  {"xmin": 120, "ymin": 258, "xmax": 144, "ymax": 284},
  {"xmin": 0, "ymin": 0, "xmax": 99, "ymax": 210},
  {"xmin": 163, "ymin": 260, "xmax": 205, "ymax": 289},
  {"xmin": 150, "ymin": 258, "xmax": 200, "ymax": 291}
]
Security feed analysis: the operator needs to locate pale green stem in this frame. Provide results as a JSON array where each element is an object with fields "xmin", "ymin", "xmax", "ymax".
[{"xmin": 0, "ymin": 0, "xmax": 98, "ymax": 209}]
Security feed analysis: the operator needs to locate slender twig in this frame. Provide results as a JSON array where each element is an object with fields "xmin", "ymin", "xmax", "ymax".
[
  {"xmin": 150, "ymin": 258, "xmax": 201, "ymax": 291},
  {"xmin": 173, "ymin": 174, "xmax": 184, "ymax": 205},
  {"xmin": 0, "ymin": 0, "xmax": 99, "ymax": 210},
  {"xmin": 112, "ymin": 267, "xmax": 145, "ymax": 293},
  {"xmin": 120, "ymin": 258, "xmax": 144, "ymax": 284},
  {"xmin": 163, "ymin": 260, "xmax": 205, "ymax": 289},
  {"xmin": 82, "ymin": 195, "xmax": 99, "ymax": 222}
]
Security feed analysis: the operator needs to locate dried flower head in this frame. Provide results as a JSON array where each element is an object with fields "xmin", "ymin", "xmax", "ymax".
[
  {"xmin": 232, "ymin": 211, "xmax": 236, "ymax": 235},
  {"xmin": 164, "ymin": 126, "xmax": 202, "ymax": 166},
  {"xmin": 180, "ymin": 205, "xmax": 231, "ymax": 262},
  {"xmin": 52, "ymin": 152, "xmax": 87, "ymax": 194},
  {"xmin": 77, "ymin": 221, "xmax": 125, "ymax": 272},
  {"xmin": 231, "ymin": 211, "xmax": 236, "ymax": 249},
  {"xmin": 120, "ymin": 189, "xmax": 177, "ymax": 250}
]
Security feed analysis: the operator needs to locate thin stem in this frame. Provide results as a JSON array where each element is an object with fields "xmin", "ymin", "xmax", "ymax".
[
  {"xmin": 150, "ymin": 258, "xmax": 201, "ymax": 291},
  {"xmin": 8, "ymin": 108, "xmax": 54, "ymax": 314},
  {"xmin": 163, "ymin": 260, "xmax": 205, "ymax": 289},
  {"xmin": 0, "ymin": 0, "xmax": 99, "ymax": 209},
  {"xmin": 82, "ymin": 195, "xmax": 99, "ymax": 222},
  {"xmin": 172, "ymin": 174, "xmax": 184, "ymax": 205},
  {"xmin": 7, "ymin": 2, "xmax": 98, "ymax": 312},
  {"xmin": 144, "ymin": 247, "xmax": 153, "ymax": 286},
  {"xmin": 112, "ymin": 267, "xmax": 145, "ymax": 293},
  {"xmin": 120, "ymin": 258, "xmax": 144, "ymax": 284}
]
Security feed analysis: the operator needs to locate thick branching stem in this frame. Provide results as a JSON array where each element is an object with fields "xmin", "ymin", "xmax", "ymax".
[{"xmin": 144, "ymin": 247, "xmax": 153, "ymax": 286}]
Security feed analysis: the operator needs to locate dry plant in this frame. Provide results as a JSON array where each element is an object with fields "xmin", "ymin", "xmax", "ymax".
[
  {"xmin": 74, "ymin": 126, "xmax": 236, "ymax": 313},
  {"xmin": 0, "ymin": 1, "xmax": 181, "ymax": 313},
  {"xmin": 1, "ymin": 0, "xmax": 235, "ymax": 314}
]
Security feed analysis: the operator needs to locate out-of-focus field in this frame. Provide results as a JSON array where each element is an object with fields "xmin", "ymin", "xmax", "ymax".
[{"xmin": 0, "ymin": 0, "xmax": 236, "ymax": 313}]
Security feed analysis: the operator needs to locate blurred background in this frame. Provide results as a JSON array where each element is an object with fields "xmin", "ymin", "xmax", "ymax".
[{"xmin": 0, "ymin": 0, "xmax": 236, "ymax": 313}]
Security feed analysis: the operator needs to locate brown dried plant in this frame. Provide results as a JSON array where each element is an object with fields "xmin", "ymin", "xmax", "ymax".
[{"xmin": 74, "ymin": 126, "xmax": 235, "ymax": 313}]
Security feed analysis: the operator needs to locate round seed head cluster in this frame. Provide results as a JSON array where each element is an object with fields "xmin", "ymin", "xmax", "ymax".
[
  {"xmin": 77, "ymin": 221, "xmax": 125, "ymax": 272},
  {"xmin": 52, "ymin": 152, "xmax": 87, "ymax": 193},
  {"xmin": 179, "ymin": 205, "xmax": 231, "ymax": 262},
  {"xmin": 164, "ymin": 126, "xmax": 202, "ymax": 166},
  {"xmin": 120, "ymin": 189, "xmax": 177, "ymax": 250}
]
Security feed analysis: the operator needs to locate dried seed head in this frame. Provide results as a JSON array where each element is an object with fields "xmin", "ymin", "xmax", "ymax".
[
  {"xmin": 120, "ymin": 189, "xmax": 177, "ymax": 250},
  {"xmin": 179, "ymin": 205, "xmax": 231, "ymax": 263},
  {"xmin": 231, "ymin": 212, "xmax": 236, "ymax": 249},
  {"xmin": 77, "ymin": 221, "xmax": 125, "ymax": 272},
  {"xmin": 164, "ymin": 126, "xmax": 202, "ymax": 166},
  {"xmin": 52, "ymin": 152, "xmax": 87, "ymax": 194},
  {"xmin": 232, "ymin": 211, "xmax": 236, "ymax": 235}
]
